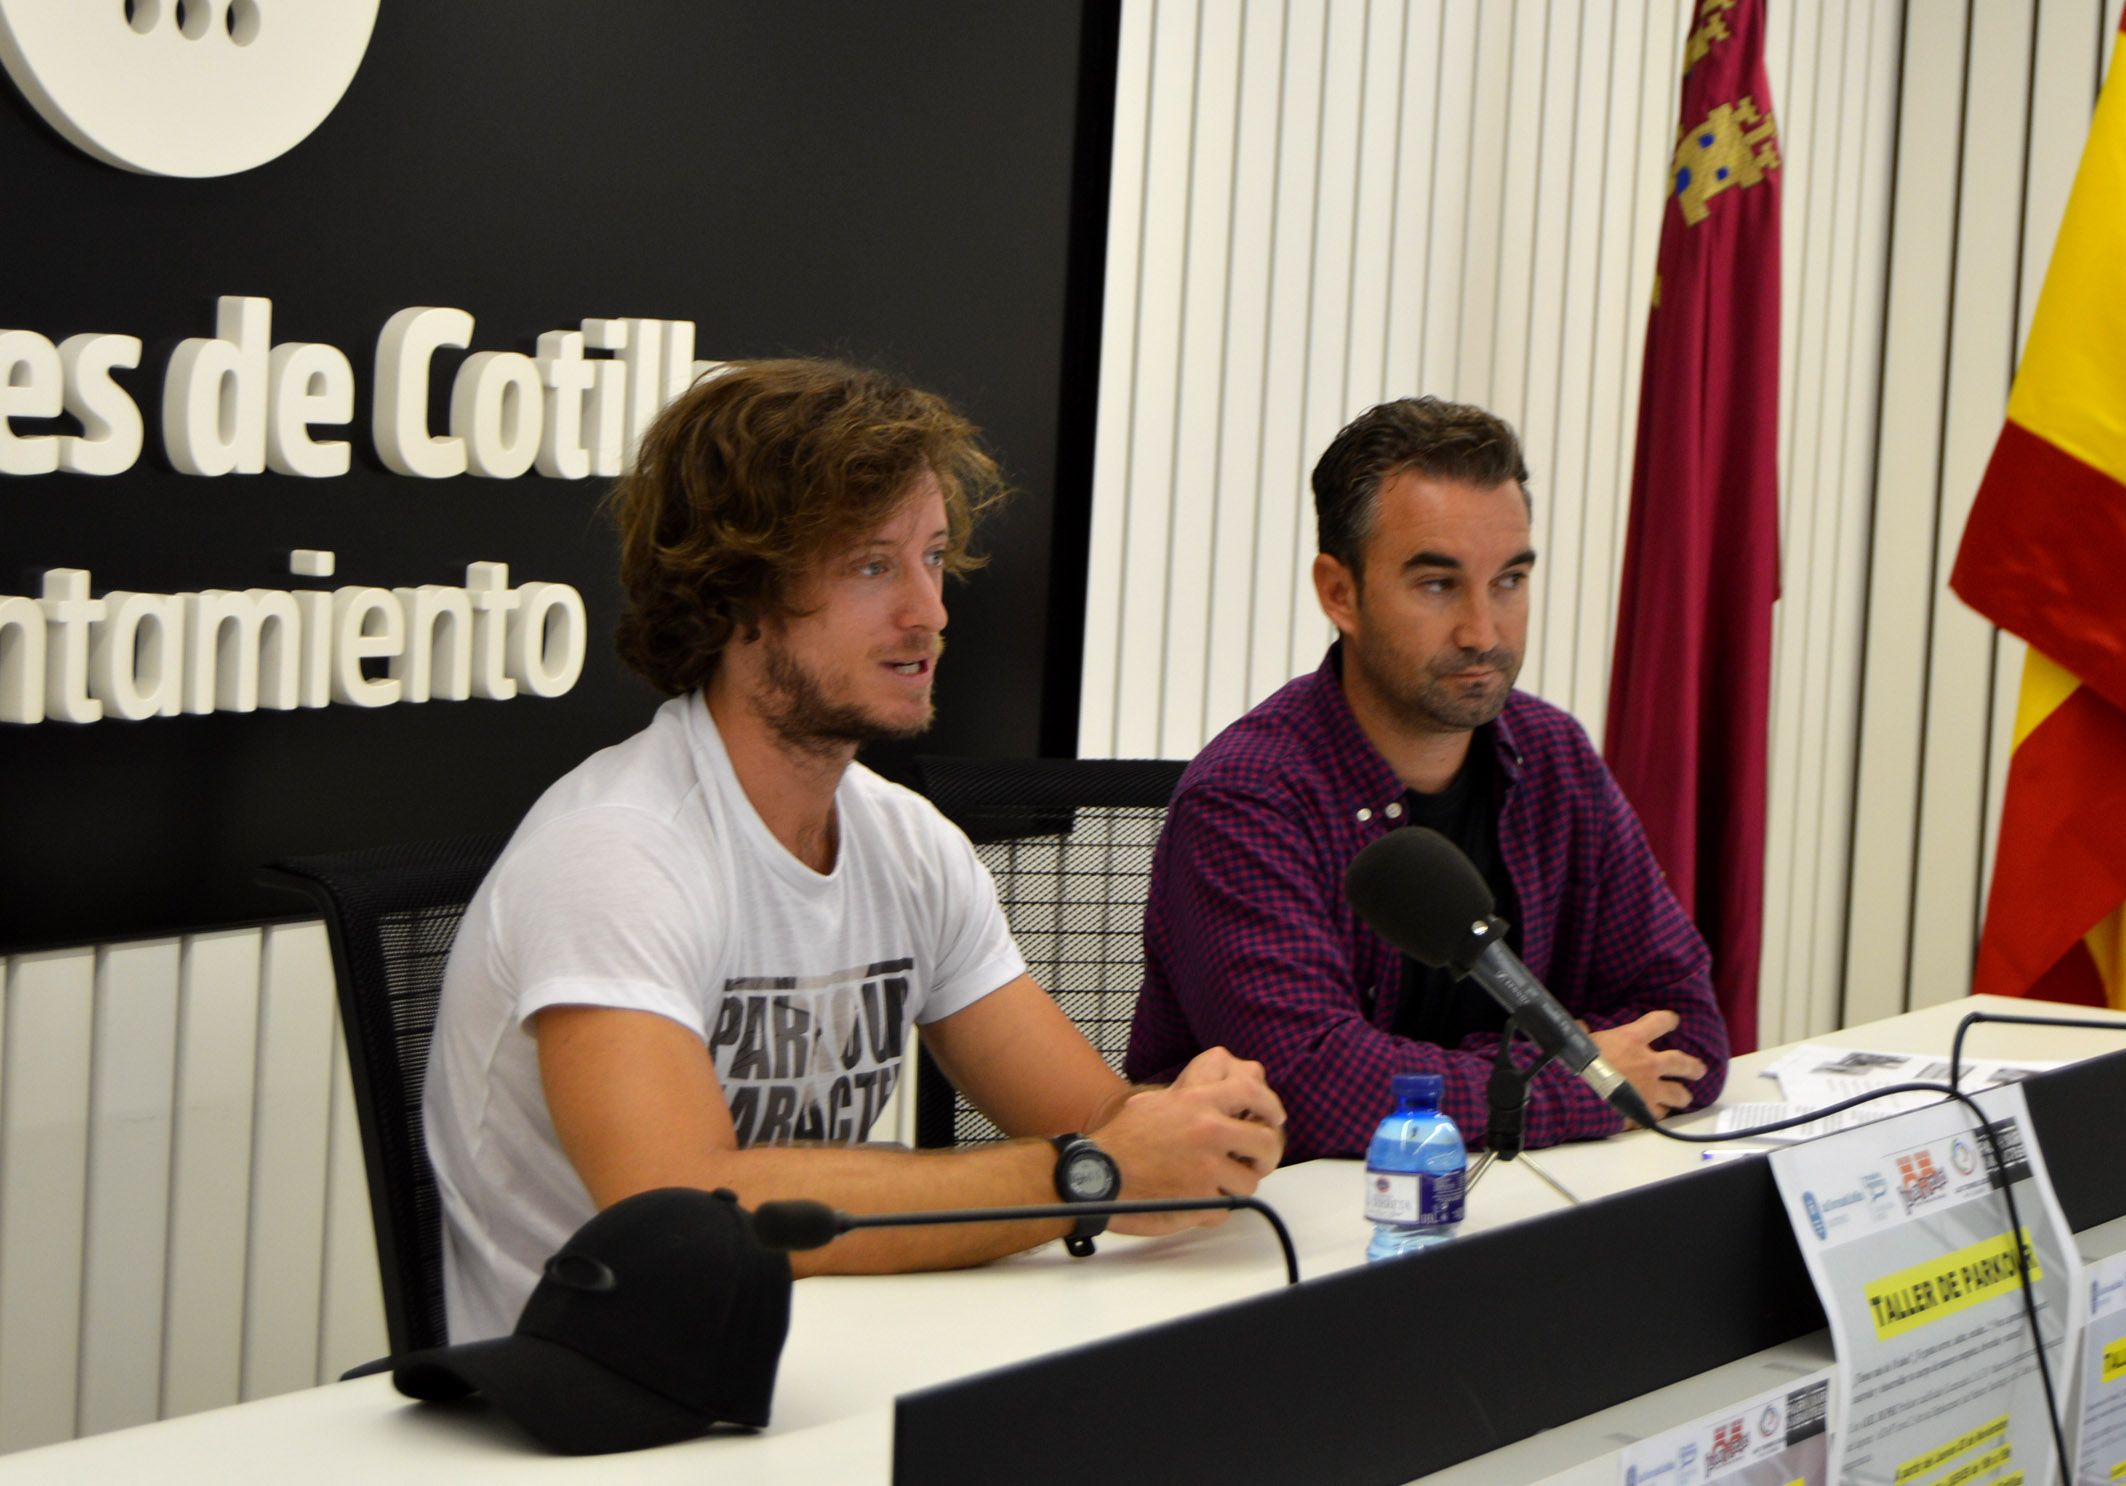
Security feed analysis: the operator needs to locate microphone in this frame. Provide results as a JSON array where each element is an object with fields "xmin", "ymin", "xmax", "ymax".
[
  {"xmin": 750, "ymin": 1195, "xmax": 1301, "ymax": 1285},
  {"xmin": 1343, "ymin": 827, "xmax": 1658, "ymax": 1128}
]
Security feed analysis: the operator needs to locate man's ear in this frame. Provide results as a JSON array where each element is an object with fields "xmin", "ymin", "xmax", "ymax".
[{"xmin": 1313, "ymin": 552, "xmax": 1359, "ymax": 635}]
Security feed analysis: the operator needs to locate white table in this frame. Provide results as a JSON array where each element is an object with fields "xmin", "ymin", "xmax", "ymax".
[{"xmin": 3, "ymin": 995, "xmax": 2120, "ymax": 1483}]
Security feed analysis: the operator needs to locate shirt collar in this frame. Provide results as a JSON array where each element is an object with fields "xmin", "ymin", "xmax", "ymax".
[{"xmin": 1305, "ymin": 642, "xmax": 1524, "ymax": 822}]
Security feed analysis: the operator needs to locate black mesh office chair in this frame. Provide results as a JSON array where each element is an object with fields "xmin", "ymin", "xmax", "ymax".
[
  {"xmin": 262, "ymin": 831, "xmax": 510, "ymax": 1354},
  {"xmin": 906, "ymin": 757, "xmax": 1188, "ymax": 1148}
]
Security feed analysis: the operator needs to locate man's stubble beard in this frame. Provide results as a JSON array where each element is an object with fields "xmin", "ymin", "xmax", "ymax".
[
  {"xmin": 1349, "ymin": 626, "xmax": 1520, "ymax": 735},
  {"xmin": 757, "ymin": 638, "xmax": 936, "ymax": 758}
]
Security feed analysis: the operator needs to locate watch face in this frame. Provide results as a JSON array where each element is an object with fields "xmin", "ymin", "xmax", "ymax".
[{"xmin": 1063, "ymin": 1147, "xmax": 1120, "ymax": 1202}]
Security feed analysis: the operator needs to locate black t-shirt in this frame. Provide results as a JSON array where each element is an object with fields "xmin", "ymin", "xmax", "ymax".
[{"xmin": 1387, "ymin": 730, "xmax": 1521, "ymax": 1049}]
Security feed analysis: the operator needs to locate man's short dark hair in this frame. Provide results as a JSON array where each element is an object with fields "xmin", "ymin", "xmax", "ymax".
[
  {"xmin": 1311, "ymin": 396, "xmax": 1532, "ymax": 576},
  {"xmin": 607, "ymin": 358, "xmax": 1009, "ymax": 696}
]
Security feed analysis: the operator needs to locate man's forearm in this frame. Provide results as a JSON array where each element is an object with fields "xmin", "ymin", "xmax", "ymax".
[
  {"xmin": 661, "ymin": 1138, "xmax": 1075, "ymax": 1278},
  {"xmin": 539, "ymin": 1002, "xmax": 1280, "ymax": 1274}
]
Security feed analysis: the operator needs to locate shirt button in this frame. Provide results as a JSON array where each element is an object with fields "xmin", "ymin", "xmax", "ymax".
[
  {"xmin": 1356, "ymin": 807, "xmax": 1372, "ymax": 822},
  {"xmin": 1385, "ymin": 802, "xmax": 1404, "ymax": 819}
]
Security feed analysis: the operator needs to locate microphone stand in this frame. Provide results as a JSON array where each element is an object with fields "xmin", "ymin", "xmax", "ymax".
[
  {"xmin": 757, "ymin": 1196, "xmax": 1302, "ymax": 1286},
  {"xmin": 1463, "ymin": 1017, "xmax": 1580, "ymax": 1205}
]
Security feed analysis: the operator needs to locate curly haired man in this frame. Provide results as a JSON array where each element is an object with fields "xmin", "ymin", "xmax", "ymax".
[{"xmin": 426, "ymin": 359, "xmax": 1285, "ymax": 1340}]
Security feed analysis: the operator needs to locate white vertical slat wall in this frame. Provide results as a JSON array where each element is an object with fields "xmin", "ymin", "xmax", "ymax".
[
  {"xmin": 1846, "ymin": 0, "xmax": 2115, "ymax": 1024},
  {"xmin": 1757, "ymin": 0, "xmax": 1903, "ymax": 1045},
  {"xmin": 1078, "ymin": 0, "xmax": 2110, "ymax": 1046},
  {"xmin": 0, "ymin": 929, "xmax": 387, "ymax": 1454},
  {"xmin": 1081, "ymin": 0, "xmax": 1714, "ymax": 758},
  {"xmin": 0, "ymin": 913, "xmax": 924, "ymax": 1453}
]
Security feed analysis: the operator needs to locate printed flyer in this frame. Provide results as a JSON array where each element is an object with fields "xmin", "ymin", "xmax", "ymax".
[
  {"xmin": 1616, "ymin": 1367, "xmax": 1834, "ymax": 1485},
  {"xmin": 2077, "ymin": 1250, "xmax": 2126, "ymax": 1485},
  {"xmin": 1769, "ymin": 1084, "xmax": 2083, "ymax": 1486}
]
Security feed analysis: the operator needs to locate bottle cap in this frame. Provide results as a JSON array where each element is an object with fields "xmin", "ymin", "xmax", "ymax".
[{"xmin": 1391, "ymin": 1073, "xmax": 1443, "ymax": 1106}]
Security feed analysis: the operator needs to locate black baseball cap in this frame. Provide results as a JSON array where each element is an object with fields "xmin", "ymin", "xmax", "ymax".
[{"xmin": 374, "ymin": 1187, "xmax": 793, "ymax": 1455}]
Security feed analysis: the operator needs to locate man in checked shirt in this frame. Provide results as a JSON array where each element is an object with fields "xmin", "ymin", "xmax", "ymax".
[{"xmin": 1124, "ymin": 396, "xmax": 1730, "ymax": 1160}]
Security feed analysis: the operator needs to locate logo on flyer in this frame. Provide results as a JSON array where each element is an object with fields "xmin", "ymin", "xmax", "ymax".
[
  {"xmin": 1802, "ymin": 1185, "xmax": 1868, "ymax": 1238},
  {"xmin": 1709, "ymin": 1417, "xmax": 1747, "ymax": 1469},
  {"xmin": 1783, "ymin": 1378, "xmax": 1828, "ymax": 1441},
  {"xmin": 1894, "ymin": 1149, "xmax": 1947, "ymax": 1213},
  {"xmin": 1864, "ymin": 1170, "xmax": 1892, "ymax": 1220},
  {"xmin": 1971, "ymin": 1117, "xmax": 2033, "ymax": 1190},
  {"xmin": 1949, "ymin": 1137, "xmax": 1976, "ymax": 1175},
  {"xmin": 1758, "ymin": 1401, "xmax": 1781, "ymax": 1438}
]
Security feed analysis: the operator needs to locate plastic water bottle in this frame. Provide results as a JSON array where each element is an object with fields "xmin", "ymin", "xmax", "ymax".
[{"xmin": 1364, "ymin": 1072, "xmax": 1467, "ymax": 1260}]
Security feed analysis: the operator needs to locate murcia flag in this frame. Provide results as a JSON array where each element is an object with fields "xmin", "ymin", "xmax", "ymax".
[
  {"xmin": 1605, "ymin": 0, "xmax": 1782, "ymax": 1050},
  {"xmin": 1949, "ymin": 6, "xmax": 2126, "ymax": 1011}
]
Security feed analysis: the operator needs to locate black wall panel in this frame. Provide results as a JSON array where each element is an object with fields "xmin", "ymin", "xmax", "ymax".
[{"xmin": 0, "ymin": 3, "xmax": 1113, "ymax": 950}]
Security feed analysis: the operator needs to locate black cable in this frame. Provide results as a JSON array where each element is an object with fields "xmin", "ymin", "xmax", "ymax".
[
  {"xmin": 1233, "ymin": 1197, "xmax": 1301, "ymax": 1286},
  {"xmin": 1928, "ymin": 1089, "xmax": 2065, "ymax": 1486},
  {"xmin": 1942, "ymin": 1009, "xmax": 2126, "ymax": 1474},
  {"xmin": 1643, "ymin": 1076, "xmax": 2072, "ymax": 1481},
  {"xmin": 1642, "ymin": 1078, "xmax": 1947, "ymax": 1144},
  {"xmin": 1949, "ymin": 1007, "xmax": 2126, "ymax": 1093},
  {"xmin": 825, "ymin": 1196, "xmax": 1303, "ymax": 1286}
]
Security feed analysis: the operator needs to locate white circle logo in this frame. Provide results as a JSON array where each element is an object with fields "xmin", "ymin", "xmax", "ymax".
[{"xmin": 0, "ymin": 0, "xmax": 379, "ymax": 178}]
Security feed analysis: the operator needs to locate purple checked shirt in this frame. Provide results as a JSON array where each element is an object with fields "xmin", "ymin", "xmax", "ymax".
[{"xmin": 1124, "ymin": 647, "xmax": 1730, "ymax": 1160}]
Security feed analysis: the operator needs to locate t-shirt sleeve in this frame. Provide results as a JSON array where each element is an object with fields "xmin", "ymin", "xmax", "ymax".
[
  {"xmin": 910, "ymin": 812, "xmax": 1026, "ymax": 1026},
  {"xmin": 483, "ymin": 807, "xmax": 717, "ymax": 1039}
]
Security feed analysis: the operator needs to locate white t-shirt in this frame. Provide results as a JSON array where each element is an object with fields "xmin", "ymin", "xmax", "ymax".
[{"xmin": 425, "ymin": 693, "xmax": 1026, "ymax": 1340}]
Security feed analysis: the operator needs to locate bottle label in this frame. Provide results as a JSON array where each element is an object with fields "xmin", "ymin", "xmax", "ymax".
[
  {"xmin": 1365, "ymin": 1167, "xmax": 1465, "ymax": 1228},
  {"xmin": 1421, "ymin": 1168, "xmax": 1466, "ymax": 1226}
]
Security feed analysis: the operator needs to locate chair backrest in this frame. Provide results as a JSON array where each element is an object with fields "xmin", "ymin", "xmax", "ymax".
[
  {"xmin": 906, "ymin": 757, "xmax": 1187, "ymax": 1148},
  {"xmin": 262, "ymin": 831, "xmax": 511, "ymax": 1354}
]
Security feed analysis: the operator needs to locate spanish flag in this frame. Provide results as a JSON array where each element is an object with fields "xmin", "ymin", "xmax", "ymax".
[{"xmin": 1948, "ymin": 6, "xmax": 2126, "ymax": 1010}]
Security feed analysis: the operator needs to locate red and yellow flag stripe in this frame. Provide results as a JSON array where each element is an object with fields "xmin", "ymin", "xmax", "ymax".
[
  {"xmin": 1972, "ymin": 652, "xmax": 2126, "ymax": 1007},
  {"xmin": 1950, "ymin": 9, "xmax": 2126, "ymax": 1010}
]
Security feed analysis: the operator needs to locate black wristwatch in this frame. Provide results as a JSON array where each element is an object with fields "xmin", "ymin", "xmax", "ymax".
[{"xmin": 1049, "ymin": 1133, "xmax": 1122, "ymax": 1257}]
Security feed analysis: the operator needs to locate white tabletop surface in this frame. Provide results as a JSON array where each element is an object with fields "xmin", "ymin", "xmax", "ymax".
[{"xmin": 2, "ymin": 994, "xmax": 2120, "ymax": 1483}]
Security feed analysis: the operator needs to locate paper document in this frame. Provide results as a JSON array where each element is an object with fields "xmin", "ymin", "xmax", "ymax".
[
  {"xmin": 1615, "ymin": 1367, "xmax": 1834, "ymax": 1484},
  {"xmin": 1768, "ymin": 1083, "xmax": 2084, "ymax": 1485},
  {"xmin": 2078, "ymin": 1250, "xmax": 2126, "ymax": 1485},
  {"xmin": 1753, "ymin": 1045, "xmax": 2060, "ymax": 1134},
  {"xmin": 1714, "ymin": 1102, "xmax": 1930, "ymax": 1144}
]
